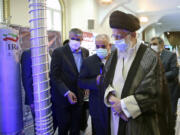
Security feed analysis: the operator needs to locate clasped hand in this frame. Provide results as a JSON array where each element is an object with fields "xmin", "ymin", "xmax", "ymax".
[
  {"xmin": 109, "ymin": 95, "xmax": 128, "ymax": 122},
  {"xmin": 67, "ymin": 91, "xmax": 77, "ymax": 104}
]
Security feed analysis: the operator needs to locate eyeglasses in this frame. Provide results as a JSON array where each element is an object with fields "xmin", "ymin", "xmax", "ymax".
[
  {"xmin": 96, "ymin": 44, "xmax": 106, "ymax": 49},
  {"xmin": 111, "ymin": 34, "xmax": 123, "ymax": 40},
  {"xmin": 111, "ymin": 32, "xmax": 131, "ymax": 40},
  {"xmin": 150, "ymin": 43, "xmax": 158, "ymax": 46},
  {"xmin": 71, "ymin": 37, "xmax": 81, "ymax": 41}
]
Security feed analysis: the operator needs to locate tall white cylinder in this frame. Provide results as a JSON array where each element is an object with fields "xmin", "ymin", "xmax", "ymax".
[
  {"xmin": 0, "ymin": 27, "xmax": 23, "ymax": 134},
  {"xmin": 28, "ymin": 0, "xmax": 54, "ymax": 134}
]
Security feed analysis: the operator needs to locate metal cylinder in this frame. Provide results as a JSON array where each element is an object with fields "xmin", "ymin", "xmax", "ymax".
[
  {"xmin": 0, "ymin": 27, "xmax": 23, "ymax": 134},
  {"xmin": 175, "ymin": 98, "xmax": 180, "ymax": 135},
  {"xmin": 28, "ymin": 0, "xmax": 54, "ymax": 134}
]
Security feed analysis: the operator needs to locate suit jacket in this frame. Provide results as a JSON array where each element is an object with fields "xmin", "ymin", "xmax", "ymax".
[
  {"xmin": 21, "ymin": 49, "xmax": 52, "ymax": 105},
  {"xmin": 78, "ymin": 54, "xmax": 104, "ymax": 118},
  {"xmin": 50, "ymin": 44, "xmax": 89, "ymax": 108},
  {"xmin": 21, "ymin": 49, "xmax": 33, "ymax": 105},
  {"xmin": 100, "ymin": 44, "xmax": 173, "ymax": 135},
  {"xmin": 160, "ymin": 49, "xmax": 180, "ymax": 113}
]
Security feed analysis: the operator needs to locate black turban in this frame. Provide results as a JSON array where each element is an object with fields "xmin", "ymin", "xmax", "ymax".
[{"xmin": 110, "ymin": 10, "xmax": 140, "ymax": 32}]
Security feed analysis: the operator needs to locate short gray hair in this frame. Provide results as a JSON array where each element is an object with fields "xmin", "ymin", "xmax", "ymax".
[
  {"xmin": 69, "ymin": 28, "xmax": 83, "ymax": 37},
  {"xmin": 151, "ymin": 37, "xmax": 164, "ymax": 45},
  {"xmin": 95, "ymin": 34, "xmax": 110, "ymax": 43}
]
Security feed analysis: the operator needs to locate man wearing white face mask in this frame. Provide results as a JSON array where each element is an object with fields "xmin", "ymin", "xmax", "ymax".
[
  {"xmin": 101, "ymin": 10, "xmax": 173, "ymax": 135},
  {"xmin": 51, "ymin": 28, "xmax": 89, "ymax": 135},
  {"xmin": 150, "ymin": 37, "xmax": 180, "ymax": 135},
  {"xmin": 78, "ymin": 34, "xmax": 111, "ymax": 135}
]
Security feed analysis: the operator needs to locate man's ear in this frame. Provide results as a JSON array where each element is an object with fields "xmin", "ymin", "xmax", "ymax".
[
  {"xmin": 160, "ymin": 43, "xmax": 164, "ymax": 50},
  {"xmin": 130, "ymin": 32, "xmax": 136, "ymax": 38}
]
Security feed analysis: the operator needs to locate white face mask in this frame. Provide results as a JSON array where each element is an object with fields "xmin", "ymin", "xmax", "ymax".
[
  {"xmin": 151, "ymin": 46, "xmax": 159, "ymax": 52},
  {"xmin": 96, "ymin": 48, "xmax": 108, "ymax": 59},
  {"xmin": 69, "ymin": 40, "xmax": 81, "ymax": 51},
  {"xmin": 114, "ymin": 39, "xmax": 128, "ymax": 52}
]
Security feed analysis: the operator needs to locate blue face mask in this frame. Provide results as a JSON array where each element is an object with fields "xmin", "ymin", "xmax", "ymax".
[
  {"xmin": 96, "ymin": 48, "xmax": 108, "ymax": 59},
  {"xmin": 114, "ymin": 39, "xmax": 128, "ymax": 52}
]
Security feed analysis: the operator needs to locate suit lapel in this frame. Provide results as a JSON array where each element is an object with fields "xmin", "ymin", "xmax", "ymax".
[
  {"xmin": 64, "ymin": 44, "xmax": 78, "ymax": 73},
  {"xmin": 94, "ymin": 54, "xmax": 102, "ymax": 65},
  {"xmin": 81, "ymin": 48, "xmax": 88, "ymax": 60}
]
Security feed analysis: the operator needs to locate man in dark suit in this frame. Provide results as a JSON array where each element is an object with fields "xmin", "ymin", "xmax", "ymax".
[
  {"xmin": 21, "ymin": 49, "xmax": 58, "ymax": 133},
  {"xmin": 78, "ymin": 34, "xmax": 111, "ymax": 135},
  {"xmin": 150, "ymin": 37, "xmax": 180, "ymax": 134},
  {"xmin": 21, "ymin": 49, "xmax": 34, "ymax": 115},
  {"xmin": 50, "ymin": 28, "xmax": 89, "ymax": 135}
]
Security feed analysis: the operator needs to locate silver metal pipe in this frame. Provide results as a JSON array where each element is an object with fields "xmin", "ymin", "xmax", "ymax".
[
  {"xmin": 175, "ymin": 98, "xmax": 180, "ymax": 135},
  {"xmin": 28, "ymin": 0, "xmax": 53, "ymax": 134}
]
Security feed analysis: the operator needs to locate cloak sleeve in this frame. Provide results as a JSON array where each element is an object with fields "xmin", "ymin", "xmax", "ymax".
[
  {"xmin": 133, "ymin": 54, "xmax": 159, "ymax": 116},
  {"xmin": 121, "ymin": 50, "xmax": 159, "ymax": 119},
  {"xmin": 121, "ymin": 96, "xmax": 141, "ymax": 119}
]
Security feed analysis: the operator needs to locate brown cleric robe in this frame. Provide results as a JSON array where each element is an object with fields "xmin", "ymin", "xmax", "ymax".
[{"xmin": 99, "ymin": 44, "xmax": 173, "ymax": 135}]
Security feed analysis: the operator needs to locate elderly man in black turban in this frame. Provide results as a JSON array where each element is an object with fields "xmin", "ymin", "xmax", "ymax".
[{"xmin": 100, "ymin": 10, "xmax": 173, "ymax": 135}]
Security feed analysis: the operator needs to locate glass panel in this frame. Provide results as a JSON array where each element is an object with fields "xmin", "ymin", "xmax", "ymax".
[
  {"xmin": 53, "ymin": 11, "xmax": 61, "ymax": 31},
  {"xmin": 47, "ymin": 0, "xmax": 61, "ymax": 10},
  {"xmin": 46, "ymin": 10, "xmax": 52, "ymax": 30}
]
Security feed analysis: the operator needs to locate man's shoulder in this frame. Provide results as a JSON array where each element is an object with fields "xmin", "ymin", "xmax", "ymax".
[
  {"xmin": 144, "ymin": 46, "xmax": 158, "ymax": 58},
  {"xmin": 140, "ymin": 46, "xmax": 159, "ymax": 69},
  {"xmin": 21, "ymin": 49, "xmax": 31, "ymax": 59},
  {"xmin": 88, "ymin": 54, "xmax": 99, "ymax": 60},
  {"xmin": 163, "ymin": 49, "xmax": 176, "ymax": 57},
  {"xmin": 84, "ymin": 54, "xmax": 97, "ymax": 63},
  {"xmin": 53, "ymin": 45, "xmax": 66, "ymax": 54},
  {"xmin": 22, "ymin": 48, "xmax": 31, "ymax": 54},
  {"xmin": 81, "ymin": 47, "xmax": 89, "ymax": 54}
]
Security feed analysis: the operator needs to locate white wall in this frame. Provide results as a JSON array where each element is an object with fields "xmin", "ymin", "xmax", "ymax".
[
  {"xmin": 9, "ymin": 0, "xmax": 116, "ymax": 41},
  {"xmin": 144, "ymin": 25, "xmax": 156, "ymax": 42},
  {"xmin": 64, "ymin": 0, "xmax": 114, "ymax": 41},
  {"xmin": 10, "ymin": 0, "xmax": 30, "ymax": 27},
  {"xmin": 64, "ymin": 0, "xmax": 146, "ymax": 42},
  {"xmin": 9, "ymin": 0, "xmax": 159, "ymax": 43},
  {"xmin": 65, "ymin": 0, "xmax": 98, "ymax": 36}
]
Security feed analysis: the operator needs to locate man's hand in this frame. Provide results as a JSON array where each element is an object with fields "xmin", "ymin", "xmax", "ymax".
[
  {"xmin": 111, "ymin": 99, "xmax": 129, "ymax": 122},
  {"xmin": 109, "ymin": 95, "xmax": 129, "ymax": 122},
  {"xmin": 96, "ymin": 74, "xmax": 101, "ymax": 85},
  {"xmin": 84, "ymin": 89, "xmax": 90, "ymax": 100},
  {"xmin": 84, "ymin": 89, "xmax": 90, "ymax": 97},
  {"xmin": 119, "ymin": 112, "xmax": 128, "ymax": 122},
  {"xmin": 108, "ymin": 95, "xmax": 120, "ymax": 105},
  {"xmin": 67, "ymin": 91, "xmax": 77, "ymax": 104},
  {"xmin": 30, "ymin": 104, "xmax": 34, "ymax": 110},
  {"xmin": 109, "ymin": 96, "xmax": 122, "ymax": 114}
]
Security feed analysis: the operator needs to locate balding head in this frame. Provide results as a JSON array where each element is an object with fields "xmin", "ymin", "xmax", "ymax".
[{"xmin": 95, "ymin": 34, "xmax": 110, "ymax": 49}]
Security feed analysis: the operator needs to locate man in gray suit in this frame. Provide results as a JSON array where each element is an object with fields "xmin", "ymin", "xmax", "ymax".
[{"xmin": 150, "ymin": 37, "xmax": 180, "ymax": 134}]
